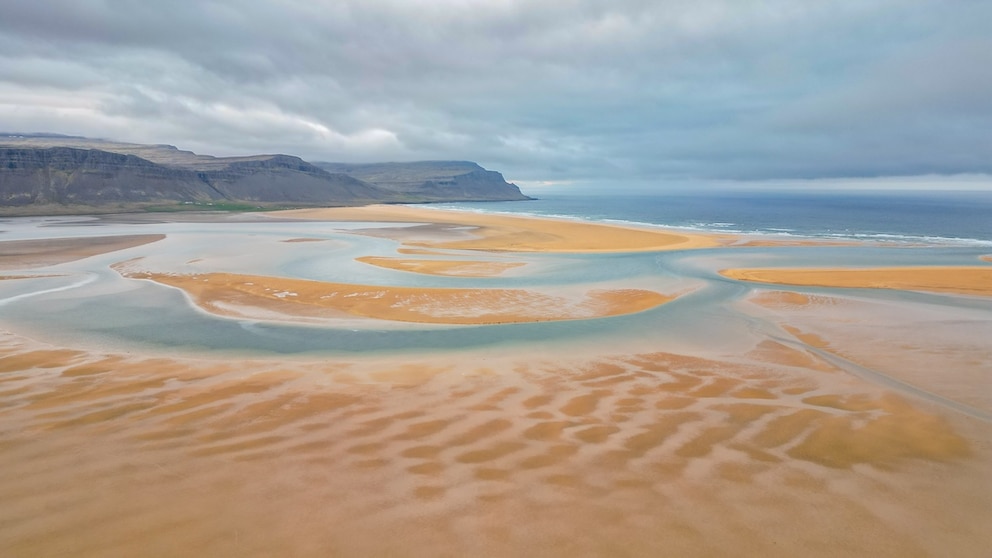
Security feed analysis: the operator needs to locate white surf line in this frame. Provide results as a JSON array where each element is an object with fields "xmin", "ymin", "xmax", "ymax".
[
  {"xmin": 769, "ymin": 331, "xmax": 992, "ymax": 424},
  {"xmin": 0, "ymin": 273, "xmax": 99, "ymax": 307}
]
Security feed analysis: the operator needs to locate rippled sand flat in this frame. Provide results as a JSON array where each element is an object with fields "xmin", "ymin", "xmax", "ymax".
[
  {"xmin": 1, "ymin": 208, "xmax": 990, "ymax": 557},
  {"xmin": 2, "ymin": 331, "xmax": 989, "ymax": 557}
]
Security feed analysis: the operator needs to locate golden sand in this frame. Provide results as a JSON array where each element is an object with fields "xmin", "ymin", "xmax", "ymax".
[
  {"xmin": 0, "ymin": 234, "xmax": 165, "ymax": 269},
  {"xmin": 1, "ymin": 331, "xmax": 987, "ymax": 557},
  {"xmin": 276, "ymin": 205, "xmax": 727, "ymax": 252},
  {"xmin": 3, "ymin": 210, "xmax": 991, "ymax": 556},
  {"xmin": 356, "ymin": 256, "xmax": 526, "ymax": 277},
  {"xmin": 721, "ymin": 266, "xmax": 992, "ymax": 296},
  {"xmin": 112, "ymin": 265, "xmax": 672, "ymax": 324}
]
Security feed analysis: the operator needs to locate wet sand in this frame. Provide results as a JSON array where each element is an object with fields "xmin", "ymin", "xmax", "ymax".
[
  {"xmin": 721, "ymin": 266, "xmax": 992, "ymax": 297},
  {"xmin": 279, "ymin": 205, "xmax": 728, "ymax": 252},
  {"xmin": 112, "ymin": 264, "xmax": 672, "ymax": 325},
  {"xmin": 356, "ymin": 256, "xmax": 527, "ymax": 277},
  {"xmin": 0, "ymin": 234, "xmax": 165, "ymax": 269},
  {"xmin": 1, "ymin": 330, "xmax": 989, "ymax": 557},
  {"xmin": 1, "ymin": 210, "xmax": 991, "ymax": 557},
  {"xmin": 745, "ymin": 290, "xmax": 992, "ymax": 417}
]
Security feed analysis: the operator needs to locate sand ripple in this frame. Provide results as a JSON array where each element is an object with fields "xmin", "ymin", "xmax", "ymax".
[{"xmin": 1, "ymin": 333, "xmax": 988, "ymax": 557}]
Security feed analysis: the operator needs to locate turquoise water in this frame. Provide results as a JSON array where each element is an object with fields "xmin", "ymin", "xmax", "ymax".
[{"xmin": 1, "ymin": 190, "xmax": 990, "ymax": 356}]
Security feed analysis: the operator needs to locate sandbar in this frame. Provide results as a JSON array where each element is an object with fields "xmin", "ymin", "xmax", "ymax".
[
  {"xmin": 720, "ymin": 266, "xmax": 992, "ymax": 297},
  {"xmin": 0, "ymin": 234, "xmax": 165, "ymax": 270},
  {"xmin": 113, "ymin": 265, "xmax": 673, "ymax": 324},
  {"xmin": 276, "ymin": 205, "xmax": 728, "ymax": 252}
]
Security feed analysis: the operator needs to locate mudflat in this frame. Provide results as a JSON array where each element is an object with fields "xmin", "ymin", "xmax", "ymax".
[
  {"xmin": 0, "ymin": 234, "xmax": 165, "ymax": 269},
  {"xmin": 1, "ymin": 208, "xmax": 989, "ymax": 557}
]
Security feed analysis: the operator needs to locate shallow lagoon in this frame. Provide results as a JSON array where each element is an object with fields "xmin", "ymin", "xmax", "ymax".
[
  {"xmin": 2, "ymin": 213, "xmax": 989, "ymax": 356},
  {"xmin": 1, "ymin": 208, "xmax": 990, "ymax": 557}
]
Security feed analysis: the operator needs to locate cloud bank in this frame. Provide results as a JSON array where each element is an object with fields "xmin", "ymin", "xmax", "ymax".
[{"xmin": 1, "ymin": 0, "xmax": 989, "ymax": 184}]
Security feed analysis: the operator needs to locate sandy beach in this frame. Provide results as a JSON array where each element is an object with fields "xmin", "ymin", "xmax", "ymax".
[
  {"xmin": 1, "ymin": 208, "xmax": 990, "ymax": 557},
  {"xmin": 279, "ymin": 205, "xmax": 728, "ymax": 252}
]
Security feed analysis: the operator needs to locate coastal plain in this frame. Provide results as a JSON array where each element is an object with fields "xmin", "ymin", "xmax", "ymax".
[{"xmin": 1, "ymin": 206, "xmax": 990, "ymax": 557}]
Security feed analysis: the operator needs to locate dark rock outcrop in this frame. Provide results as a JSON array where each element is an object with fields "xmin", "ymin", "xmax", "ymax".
[
  {"xmin": 0, "ymin": 147, "xmax": 389, "ymax": 208},
  {"xmin": 0, "ymin": 147, "xmax": 217, "ymax": 206}
]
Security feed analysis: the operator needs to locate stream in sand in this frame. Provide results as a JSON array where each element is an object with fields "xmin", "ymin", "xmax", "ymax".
[{"xmin": 1, "ymin": 210, "xmax": 990, "ymax": 557}]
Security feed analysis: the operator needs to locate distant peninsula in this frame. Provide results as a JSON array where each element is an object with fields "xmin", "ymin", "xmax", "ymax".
[{"xmin": 0, "ymin": 134, "xmax": 531, "ymax": 215}]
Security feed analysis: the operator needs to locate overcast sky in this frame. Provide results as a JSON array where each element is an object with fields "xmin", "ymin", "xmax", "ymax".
[{"xmin": 1, "ymin": 0, "xmax": 989, "ymax": 186}]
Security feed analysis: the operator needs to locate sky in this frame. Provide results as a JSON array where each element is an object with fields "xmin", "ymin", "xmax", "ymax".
[{"xmin": 1, "ymin": 0, "xmax": 990, "ymax": 187}]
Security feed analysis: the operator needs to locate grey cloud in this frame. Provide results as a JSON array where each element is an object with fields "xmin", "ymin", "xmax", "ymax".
[{"xmin": 0, "ymin": 0, "xmax": 988, "ymax": 183}]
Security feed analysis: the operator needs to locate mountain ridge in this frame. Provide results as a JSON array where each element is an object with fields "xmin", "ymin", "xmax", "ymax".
[{"xmin": 0, "ymin": 135, "xmax": 530, "ymax": 215}]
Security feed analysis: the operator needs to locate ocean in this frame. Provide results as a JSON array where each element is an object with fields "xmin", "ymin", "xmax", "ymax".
[{"xmin": 435, "ymin": 188, "xmax": 992, "ymax": 245}]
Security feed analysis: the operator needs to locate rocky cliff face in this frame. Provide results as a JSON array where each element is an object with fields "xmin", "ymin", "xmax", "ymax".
[
  {"xmin": 316, "ymin": 161, "xmax": 532, "ymax": 202},
  {"xmin": 0, "ymin": 147, "xmax": 215, "ymax": 205},
  {"xmin": 0, "ymin": 147, "xmax": 389, "ymax": 208},
  {"xmin": 193, "ymin": 154, "xmax": 385, "ymax": 203}
]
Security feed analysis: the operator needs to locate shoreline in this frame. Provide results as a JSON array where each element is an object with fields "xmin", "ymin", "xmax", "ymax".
[{"xmin": 274, "ymin": 205, "xmax": 732, "ymax": 252}]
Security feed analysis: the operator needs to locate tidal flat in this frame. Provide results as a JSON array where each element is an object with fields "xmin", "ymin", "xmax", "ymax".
[{"xmin": 1, "ymin": 206, "xmax": 990, "ymax": 557}]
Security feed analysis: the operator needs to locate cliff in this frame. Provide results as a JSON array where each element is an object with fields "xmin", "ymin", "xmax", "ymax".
[
  {"xmin": 0, "ymin": 146, "xmax": 388, "ymax": 211},
  {"xmin": 0, "ymin": 135, "xmax": 530, "ymax": 214},
  {"xmin": 316, "ymin": 161, "xmax": 531, "ymax": 202}
]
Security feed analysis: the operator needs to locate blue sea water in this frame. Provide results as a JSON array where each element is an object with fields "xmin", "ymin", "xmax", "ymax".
[{"xmin": 434, "ymin": 188, "xmax": 992, "ymax": 245}]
